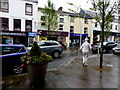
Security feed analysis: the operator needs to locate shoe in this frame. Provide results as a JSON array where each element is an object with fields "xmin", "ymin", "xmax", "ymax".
[
  {"xmin": 85, "ymin": 65, "xmax": 87, "ymax": 67},
  {"xmin": 83, "ymin": 63, "xmax": 85, "ymax": 67}
]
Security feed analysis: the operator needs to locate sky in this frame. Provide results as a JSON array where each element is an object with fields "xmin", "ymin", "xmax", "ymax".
[{"xmin": 38, "ymin": 0, "xmax": 92, "ymax": 12}]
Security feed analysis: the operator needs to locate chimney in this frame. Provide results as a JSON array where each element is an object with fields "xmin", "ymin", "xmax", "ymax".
[{"xmin": 58, "ymin": 7, "xmax": 63, "ymax": 12}]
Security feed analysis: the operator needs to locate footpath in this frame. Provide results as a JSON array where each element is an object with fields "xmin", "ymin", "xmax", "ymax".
[{"xmin": 2, "ymin": 53, "xmax": 119, "ymax": 89}]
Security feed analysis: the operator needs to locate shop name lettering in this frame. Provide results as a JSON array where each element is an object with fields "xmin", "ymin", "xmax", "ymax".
[
  {"xmin": 0, "ymin": 32, "xmax": 26, "ymax": 36},
  {"xmin": 47, "ymin": 32, "xmax": 60, "ymax": 35}
]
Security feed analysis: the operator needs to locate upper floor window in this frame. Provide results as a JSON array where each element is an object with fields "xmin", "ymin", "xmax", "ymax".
[
  {"xmin": 70, "ymin": 16, "xmax": 74, "ymax": 22},
  {"xmin": 41, "ymin": 23, "xmax": 46, "ymax": 29},
  {"xmin": 70, "ymin": 26, "xmax": 74, "ymax": 33},
  {"xmin": 59, "ymin": 18, "xmax": 64, "ymax": 23},
  {"xmin": 95, "ymin": 22, "xmax": 97, "ymax": 27},
  {"xmin": 115, "ymin": 25, "xmax": 117, "ymax": 30},
  {"xmin": 0, "ymin": 0, "xmax": 9, "ymax": 12},
  {"xmin": 0, "ymin": 17, "xmax": 9, "ymax": 30},
  {"xmin": 14, "ymin": 19, "xmax": 21, "ymax": 31},
  {"xmin": 59, "ymin": 24, "xmax": 63, "ymax": 30},
  {"xmin": 25, "ymin": 3, "xmax": 33, "ymax": 16},
  {"xmin": 84, "ymin": 18, "xmax": 88, "ymax": 24},
  {"xmin": 41, "ymin": 16, "xmax": 45, "ymax": 21},
  {"xmin": 84, "ymin": 27, "xmax": 88, "ymax": 34},
  {"xmin": 25, "ymin": 20, "xmax": 32, "ymax": 32}
]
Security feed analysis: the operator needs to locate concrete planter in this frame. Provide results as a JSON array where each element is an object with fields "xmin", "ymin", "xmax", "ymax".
[{"xmin": 27, "ymin": 63, "xmax": 48, "ymax": 85}]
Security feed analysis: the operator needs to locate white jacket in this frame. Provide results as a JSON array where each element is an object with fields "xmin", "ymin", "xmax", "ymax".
[{"xmin": 80, "ymin": 41, "xmax": 92, "ymax": 53}]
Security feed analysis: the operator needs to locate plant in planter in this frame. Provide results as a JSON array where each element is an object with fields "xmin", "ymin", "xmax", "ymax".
[{"xmin": 20, "ymin": 42, "xmax": 53, "ymax": 85}]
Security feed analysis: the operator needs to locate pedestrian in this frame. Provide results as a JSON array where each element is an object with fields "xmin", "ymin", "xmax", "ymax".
[{"xmin": 80, "ymin": 37, "xmax": 92, "ymax": 67}]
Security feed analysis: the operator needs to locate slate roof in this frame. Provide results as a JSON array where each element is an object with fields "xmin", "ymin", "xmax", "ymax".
[
  {"xmin": 22, "ymin": 0, "xmax": 38, "ymax": 3},
  {"xmin": 79, "ymin": 9, "xmax": 93, "ymax": 19}
]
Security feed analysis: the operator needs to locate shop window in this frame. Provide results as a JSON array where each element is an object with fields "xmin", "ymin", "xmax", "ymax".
[
  {"xmin": 59, "ymin": 18, "xmax": 64, "ymax": 23},
  {"xmin": 70, "ymin": 16, "xmax": 74, "ymax": 22},
  {"xmin": 0, "ymin": 0, "xmax": 9, "ymax": 12},
  {"xmin": 84, "ymin": 18, "xmax": 88, "ymax": 24},
  {"xmin": 0, "ymin": 17, "xmax": 9, "ymax": 30},
  {"xmin": 84, "ymin": 27, "xmax": 88, "ymax": 34},
  {"xmin": 25, "ymin": 20, "xmax": 32, "ymax": 32},
  {"xmin": 25, "ymin": 3, "xmax": 33, "ymax": 16},
  {"xmin": 70, "ymin": 26, "xmax": 74, "ymax": 33},
  {"xmin": 14, "ymin": 19, "xmax": 21, "ymax": 31},
  {"xmin": 59, "ymin": 24, "xmax": 63, "ymax": 30}
]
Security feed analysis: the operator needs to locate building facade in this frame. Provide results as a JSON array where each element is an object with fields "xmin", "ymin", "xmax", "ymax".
[
  {"xmin": 0, "ymin": 0, "xmax": 38, "ymax": 46},
  {"xmin": 37, "ymin": 8, "xmax": 93, "ymax": 47},
  {"xmin": 85, "ymin": 10, "xmax": 120, "ymax": 45}
]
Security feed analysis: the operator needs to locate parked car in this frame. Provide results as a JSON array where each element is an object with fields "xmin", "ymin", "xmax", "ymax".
[
  {"xmin": 103, "ymin": 42, "xmax": 117, "ymax": 52},
  {"xmin": 92, "ymin": 42, "xmax": 117, "ymax": 54},
  {"xmin": 0, "ymin": 44, "xmax": 28, "ymax": 75},
  {"xmin": 27, "ymin": 41, "xmax": 63, "ymax": 58},
  {"xmin": 112, "ymin": 44, "xmax": 120, "ymax": 55}
]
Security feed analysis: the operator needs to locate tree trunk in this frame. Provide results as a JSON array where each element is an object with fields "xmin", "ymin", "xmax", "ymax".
[{"xmin": 100, "ymin": 0, "xmax": 105, "ymax": 69}]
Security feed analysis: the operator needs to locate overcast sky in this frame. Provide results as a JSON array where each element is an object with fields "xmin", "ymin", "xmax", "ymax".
[{"xmin": 38, "ymin": 0, "xmax": 92, "ymax": 11}]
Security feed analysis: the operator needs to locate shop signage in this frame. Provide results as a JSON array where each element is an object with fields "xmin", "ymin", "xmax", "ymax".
[
  {"xmin": 0, "ymin": 32, "xmax": 27, "ymax": 36},
  {"xmin": 40, "ymin": 37, "xmax": 47, "ymax": 41},
  {"xmin": 37, "ymin": 30, "xmax": 68, "ymax": 37},
  {"xmin": 70, "ymin": 33, "xmax": 88, "ymax": 37},
  {"xmin": 28, "ymin": 32, "xmax": 37, "ymax": 37},
  {"xmin": 3, "ymin": 36, "xmax": 11, "ymax": 38}
]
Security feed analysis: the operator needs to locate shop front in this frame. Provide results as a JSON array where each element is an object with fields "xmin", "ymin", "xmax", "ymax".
[
  {"xmin": 93, "ymin": 30, "xmax": 120, "ymax": 43},
  {"xmin": 28, "ymin": 32, "xmax": 37, "ymax": 46},
  {"xmin": 70, "ymin": 33, "xmax": 88, "ymax": 47},
  {"xmin": 1, "ymin": 31, "xmax": 37, "ymax": 46},
  {"xmin": 37, "ymin": 30, "xmax": 68, "ymax": 46}
]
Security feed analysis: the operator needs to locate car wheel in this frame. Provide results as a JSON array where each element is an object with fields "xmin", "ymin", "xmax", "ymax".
[
  {"xmin": 13, "ymin": 64, "xmax": 24, "ymax": 74},
  {"xmin": 53, "ymin": 51, "xmax": 60, "ymax": 58}
]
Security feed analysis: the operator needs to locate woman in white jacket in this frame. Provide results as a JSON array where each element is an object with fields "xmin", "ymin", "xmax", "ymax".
[{"xmin": 80, "ymin": 37, "xmax": 92, "ymax": 67}]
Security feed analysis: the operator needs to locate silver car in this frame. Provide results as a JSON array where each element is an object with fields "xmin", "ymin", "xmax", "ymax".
[
  {"xmin": 27, "ymin": 41, "xmax": 63, "ymax": 58},
  {"xmin": 112, "ymin": 44, "xmax": 120, "ymax": 55}
]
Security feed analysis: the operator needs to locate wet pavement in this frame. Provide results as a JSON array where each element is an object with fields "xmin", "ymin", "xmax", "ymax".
[{"xmin": 2, "ymin": 54, "xmax": 119, "ymax": 89}]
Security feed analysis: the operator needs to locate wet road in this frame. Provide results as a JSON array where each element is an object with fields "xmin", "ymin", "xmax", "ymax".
[{"xmin": 48, "ymin": 50, "xmax": 83, "ymax": 69}]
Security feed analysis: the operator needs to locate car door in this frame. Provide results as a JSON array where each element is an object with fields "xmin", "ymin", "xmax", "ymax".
[
  {"xmin": 38, "ymin": 41, "xmax": 48, "ymax": 53},
  {"xmin": 45, "ymin": 42, "xmax": 59, "ymax": 54}
]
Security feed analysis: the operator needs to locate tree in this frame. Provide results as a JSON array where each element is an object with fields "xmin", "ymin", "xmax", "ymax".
[
  {"xmin": 42, "ymin": 0, "xmax": 58, "ymax": 32},
  {"xmin": 90, "ymin": 0, "xmax": 118, "ymax": 68}
]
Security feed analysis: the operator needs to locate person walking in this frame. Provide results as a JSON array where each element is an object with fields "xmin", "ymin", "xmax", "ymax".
[{"xmin": 80, "ymin": 37, "xmax": 92, "ymax": 67}]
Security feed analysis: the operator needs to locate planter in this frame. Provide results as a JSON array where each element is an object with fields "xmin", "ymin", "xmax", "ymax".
[{"xmin": 27, "ymin": 62, "xmax": 48, "ymax": 85}]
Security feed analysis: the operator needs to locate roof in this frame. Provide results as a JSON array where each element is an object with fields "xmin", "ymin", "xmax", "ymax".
[
  {"xmin": 79, "ymin": 9, "xmax": 93, "ymax": 19},
  {"xmin": 38, "ymin": 7, "xmax": 93, "ymax": 19},
  {"xmin": 113, "ymin": 19, "xmax": 120, "ymax": 23},
  {"xmin": 22, "ymin": 0, "xmax": 38, "ymax": 3}
]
